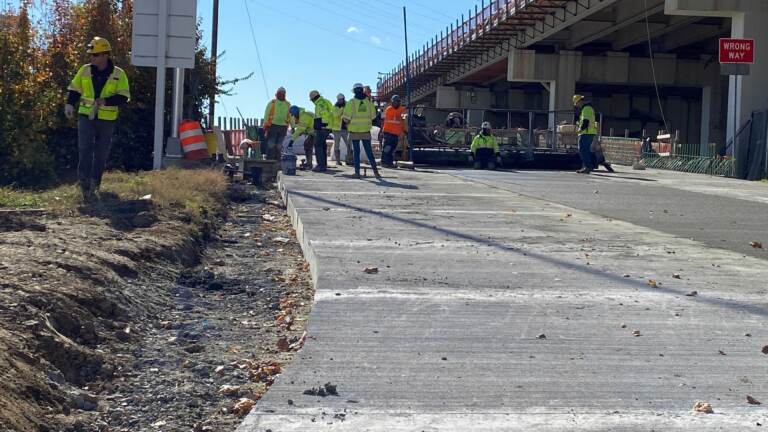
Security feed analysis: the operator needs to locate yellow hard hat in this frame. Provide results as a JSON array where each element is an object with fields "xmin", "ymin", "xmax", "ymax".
[
  {"xmin": 86, "ymin": 37, "xmax": 112, "ymax": 54},
  {"xmin": 572, "ymin": 94, "xmax": 585, "ymax": 105}
]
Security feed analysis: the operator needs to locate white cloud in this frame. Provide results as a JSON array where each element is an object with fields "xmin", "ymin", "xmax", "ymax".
[
  {"xmin": 370, "ymin": 36, "xmax": 382, "ymax": 46},
  {"xmin": 347, "ymin": 26, "xmax": 360, "ymax": 33}
]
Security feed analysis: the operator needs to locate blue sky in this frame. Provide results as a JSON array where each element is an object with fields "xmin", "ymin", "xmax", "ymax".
[{"xmin": 198, "ymin": 0, "xmax": 485, "ymax": 119}]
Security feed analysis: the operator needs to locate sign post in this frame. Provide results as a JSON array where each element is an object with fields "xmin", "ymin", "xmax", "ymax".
[
  {"xmin": 719, "ymin": 38, "xmax": 754, "ymax": 156},
  {"xmin": 132, "ymin": 0, "xmax": 197, "ymax": 169}
]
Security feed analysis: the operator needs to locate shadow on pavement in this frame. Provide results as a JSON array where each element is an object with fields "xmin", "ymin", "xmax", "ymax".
[{"xmin": 288, "ymin": 188, "xmax": 768, "ymax": 319}]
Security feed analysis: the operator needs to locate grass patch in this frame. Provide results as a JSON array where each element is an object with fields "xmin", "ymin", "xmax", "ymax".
[{"xmin": 0, "ymin": 168, "xmax": 228, "ymax": 220}]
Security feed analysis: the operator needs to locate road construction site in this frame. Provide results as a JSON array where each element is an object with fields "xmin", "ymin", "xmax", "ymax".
[{"xmin": 237, "ymin": 165, "xmax": 768, "ymax": 431}]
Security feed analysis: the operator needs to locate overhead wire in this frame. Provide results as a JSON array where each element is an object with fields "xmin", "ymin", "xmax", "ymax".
[
  {"xmin": 643, "ymin": 0, "xmax": 670, "ymax": 134},
  {"xmin": 243, "ymin": 0, "xmax": 271, "ymax": 99}
]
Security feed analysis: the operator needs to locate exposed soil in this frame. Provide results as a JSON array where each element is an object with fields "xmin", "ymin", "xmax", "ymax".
[{"xmin": 0, "ymin": 185, "xmax": 313, "ymax": 432}]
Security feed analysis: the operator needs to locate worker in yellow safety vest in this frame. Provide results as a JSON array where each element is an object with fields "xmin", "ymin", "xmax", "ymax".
[
  {"xmin": 263, "ymin": 87, "xmax": 291, "ymax": 160},
  {"xmin": 342, "ymin": 83, "xmax": 382, "ymax": 180},
  {"xmin": 469, "ymin": 122, "xmax": 501, "ymax": 170},
  {"xmin": 65, "ymin": 37, "xmax": 130, "ymax": 202},
  {"xmin": 573, "ymin": 94, "xmax": 599, "ymax": 174},
  {"xmin": 289, "ymin": 105, "xmax": 316, "ymax": 170},
  {"xmin": 309, "ymin": 90, "xmax": 333, "ymax": 172},
  {"xmin": 330, "ymin": 94, "xmax": 349, "ymax": 167}
]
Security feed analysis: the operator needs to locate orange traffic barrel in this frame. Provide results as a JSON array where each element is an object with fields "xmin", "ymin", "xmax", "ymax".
[{"xmin": 179, "ymin": 120, "xmax": 210, "ymax": 160}]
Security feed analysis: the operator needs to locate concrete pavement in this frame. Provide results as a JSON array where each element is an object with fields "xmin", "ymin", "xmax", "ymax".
[{"xmin": 238, "ymin": 167, "xmax": 768, "ymax": 431}]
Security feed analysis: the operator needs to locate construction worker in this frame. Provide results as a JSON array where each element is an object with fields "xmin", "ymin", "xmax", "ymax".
[
  {"xmin": 573, "ymin": 94, "xmax": 598, "ymax": 174},
  {"xmin": 342, "ymin": 83, "xmax": 382, "ymax": 180},
  {"xmin": 289, "ymin": 105, "xmax": 315, "ymax": 170},
  {"xmin": 380, "ymin": 95, "xmax": 406, "ymax": 168},
  {"xmin": 65, "ymin": 37, "xmax": 130, "ymax": 202},
  {"xmin": 469, "ymin": 122, "xmax": 501, "ymax": 170},
  {"xmin": 330, "ymin": 93, "xmax": 349, "ymax": 167},
  {"xmin": 263, "ymin": 87, "xmax": 291, "ymax": 160},
  {"xmin": 309, "ymin": 90, "xmax": 333, "ymax": 172}
]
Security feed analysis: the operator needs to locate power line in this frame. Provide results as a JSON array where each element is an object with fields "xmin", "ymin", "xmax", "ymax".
[
  {"xmin": 243, "ymin": 0, "xmax": 270, "ymax": 99},
  {"xmin": 297, "ymin": 0, "xmax": 406, "ymax": 40}
]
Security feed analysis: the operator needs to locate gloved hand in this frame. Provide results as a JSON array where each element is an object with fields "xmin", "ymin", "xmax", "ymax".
[{"xmin": 65, "ymin": 104, "xmax": 75, "ymax": 120}]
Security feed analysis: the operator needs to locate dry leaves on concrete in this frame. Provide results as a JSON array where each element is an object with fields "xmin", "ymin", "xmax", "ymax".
[
  {"xmin": 363, "ymin": 267, "xmax": 379, "ymax": 274},
  {"xmin": 647, "ymin": 279, "xmax": 659, "ymax": 287},
  {"xmin": 750, "ymin": 241, "xmax": 763, "ymax": 249},
  {"xmin": 693, "ymin": 402, "xmax": 714, "ymax": 414},
  {"xmin": 747, "ymin": 395, "xmax": 762, "ymax": 405},
  {"xmin": 232, "ymin": 398, "xmax": 255, "ymax": 417},
  {"xmin": 762, "ymin": 345, "xmax": 768, "ymax": 355}
]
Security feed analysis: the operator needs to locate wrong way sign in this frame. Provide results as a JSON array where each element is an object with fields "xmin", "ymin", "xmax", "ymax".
[{"xmin": 719, "ymin": 38, "xmax": 754, "ymax": 64}]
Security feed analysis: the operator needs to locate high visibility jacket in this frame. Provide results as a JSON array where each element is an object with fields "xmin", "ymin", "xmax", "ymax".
[
  {"xmin": 382, "ymin": 105, "xmax": 406, "ymax": 136},
  {"xmin": 330, "ymin": 104, "xmax": 346, "ymax": 131},
  {"xmin": 68, "ymin": 64, "xmax": 130, "ymax": 121},
  {"xmin": 342, "ymin": 97, "xmax": 375, "ymax": 133},
  {"xmin": 470, "ymin": 134, "xmax": 499, "ymax": 154},
  {"xmin": 312, "ymin": 97, "xmax": 333, "ymax": 129},
  {"xmin": 291, "ymin": 109, "xmax": 315, "ymax": 138},
  {"xmin": 264, "ymin": 99, "xmax": 291, "ymax": 127},
  {"xmin": 578, "ymin": 103, "xmax": 598, "ymax": 135}
]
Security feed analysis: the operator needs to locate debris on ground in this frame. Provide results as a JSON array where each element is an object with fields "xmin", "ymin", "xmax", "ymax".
[
  {"xmin": 747, "ymin": 395, "xmax": 762, "ymax": 405},
  {"xmin": 686, "ymin": 291, "xmax": 698, "ymax": 297},
  {"xmin": 536, "ymin": 333, "xmax": 547, "ymax": 339},
  {"xmin": 632, "ymin": 330, "xmax": 642, "ymax": 337},
  {"xmin": 303, "ymin": 382, "xmax": 339, "ymax": 397},
  {"xmin": 693, "ymin": 402, "xmax": 714, "ymax": 414},
  {"xmin": 363, "ymin": 267, "xmax": 379, "ymax": 274},
  {"xmin": 647, "ymin": 279, "xmax": 659, "ymax": 287},
  {"xmin": 762, "ymin": 345, "xmax": 768, "ymax": 355},
  {"xmin": 750, "ymin": 241, "xmax": 763, "ymax": 249}
]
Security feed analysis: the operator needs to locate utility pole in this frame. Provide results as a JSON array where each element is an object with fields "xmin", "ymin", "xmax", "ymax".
[
  {"xmin": 403, "ymin": 6, "xmax": 413, "ymax": 162},
  {"xmin": 208, "ymin": 0, "xmax": 219, "ymax": 128}
]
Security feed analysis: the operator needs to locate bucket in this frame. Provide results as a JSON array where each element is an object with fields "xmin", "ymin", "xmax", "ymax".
[{"xmin": 281, "ymin": 154, "xmax": 297, "ymax": 176}]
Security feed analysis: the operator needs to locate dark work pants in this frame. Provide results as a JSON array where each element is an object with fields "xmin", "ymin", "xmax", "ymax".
[
  {"xmin": 381, "ymin": 132, "xmax": 399, "ymax": 167},
  {"xmin": 264, "ymin": 124, "xmax": 287, "ymax": 160},
  {"xmin": 352, "ymin": 139, "xmax": 379, "ymax": 176},
  {"xmin": 473, "ymin": 148, "xmax": 496, "ymax": 170},
  {"xmin": 78, "ymin": 115, "xmax": 115, "ymax": 191},
  {"xmin": 314, "ymin": 129, "xmax": 329, "ymax": 169},
  {"xmin": 578, "ymin": 134, "xmax": 595, "ymax": 171}
]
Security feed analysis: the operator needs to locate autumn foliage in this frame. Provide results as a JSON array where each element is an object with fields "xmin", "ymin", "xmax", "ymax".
[{"xmin": 0, "ymin": 0, "xmax": 223, "ymax": 187}]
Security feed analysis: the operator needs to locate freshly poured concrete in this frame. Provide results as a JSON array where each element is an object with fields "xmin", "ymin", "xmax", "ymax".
[{"xmin": 238, "ymin": 168, "xmax": 768, "ymax": 431}]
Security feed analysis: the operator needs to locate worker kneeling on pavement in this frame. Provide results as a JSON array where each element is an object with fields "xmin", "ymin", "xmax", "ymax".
[
  {"xmin": 469, "ymin": 122, "xmax": 501, "ymax": 170},
  {"xmin": 289, "ymin": 105, "xmax": 316, "ymax": 170},
  {"xmin": 65, "ymin": 37, "xmax": 130, "ymax": 202},
  {"xmin": 380, "ymin": 95, "xmax": 405, "ymax": 168}
]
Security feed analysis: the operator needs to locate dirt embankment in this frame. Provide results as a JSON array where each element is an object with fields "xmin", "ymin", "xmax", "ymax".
[{"xmin": 0, "ymin": 171, "xmax": 313, "ymax": 432}]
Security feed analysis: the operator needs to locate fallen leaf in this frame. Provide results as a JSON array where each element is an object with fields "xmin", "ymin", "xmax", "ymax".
[
  {"xmin": 218, "ymin": 385, "xmax": 240, "ymax": 396},
  {"xmin": 693, "ymin": 401, "xmax": 713, "ymax": 414},
  {"xmin": 536, "ymin": 333, "xmax": 547, "ymax": 340},
  {"xmin": 672, "ymin": 273, "xmax": 681, "ymax": 279},
  {"xmin": 232, "ymin": 398, "xmax": 254, "ymax": 417},
  {"xmin": 685, "ymin": 291, "xmax": 698, "ymax": 297},
  {"xmin": 277, "ymin": 337, "xmax": 290, "ymax": 352},
  {"xmin": 647, "ymin": 279, "xmax": 658, "ymax": 287},
  {"xmin": 747, "ymin": 395, "xmax": 762, "ymax": 405},
  {"xmin": 363, "ymin": 267, "xmax": 379, "ymax": 274},
  {"xmin": 262, "ymin": 214, "xmax": 276, "ymax": 222},
  {"xmin": 750, "ymin": 241, "xmax": 763, "ymax": 249},
  {"xmin": 632, "ymin": 330, "xmax": 641, "ymax": 337},
  {"xmin": 762, "ymin": 345, "xmax": 768, "ymax": 355},
  {"xmin": 620, "ymin": 323, "xmax": 627, "ymax": 329}
]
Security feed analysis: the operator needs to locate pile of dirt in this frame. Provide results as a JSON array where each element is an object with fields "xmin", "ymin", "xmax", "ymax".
[{"xmin": 0, "ymin": 184, "xmax": 313, "ymax": 431}]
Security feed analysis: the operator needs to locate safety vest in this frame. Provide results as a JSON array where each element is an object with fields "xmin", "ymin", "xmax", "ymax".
[
  {"xmin": 330, "ymin": 104, "xmax": 345, "ymax": 131},
  {"xmin": 578, "ymin": 104, "xmax": 598, "ymax": 135},
  {"xmin": 343, "ymin": 98, "xmax": 375, "ymax": 133},
  {"xmin": 292, "ymin": 109, "xmax": 315, "ymax": 138},
  {"xmin": 382, "ymin": 105, "xmax": 406, "ymax": 136},
  {"xmin": 313, "ymin": 97, "xmax": 333, "ymax": 129},
  {"xmin": 68, "ymin": 64, "xmax": 130, "ymax": 121},
  {"xmin": 264, "ymin": 99, "xmax": 291, "ymax": 128},
  {"xmin": 470, "ymin": 134, "xmax": 499, "ymax": 154}
]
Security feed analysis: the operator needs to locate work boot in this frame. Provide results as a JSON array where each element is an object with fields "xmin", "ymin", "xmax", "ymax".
[
  {"xmin": 604, "ymin": 163, "xmax": 615, "ymax": 173},
  {"xmin": 576, "ymin": 168, "xmax": 592, "ymax": 174}
]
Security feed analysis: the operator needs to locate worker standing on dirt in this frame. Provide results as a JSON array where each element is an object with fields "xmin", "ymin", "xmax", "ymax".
[
  {"xmin": 289, "ymin": 105, "xmax": 316, "ymax": 170},
  {"xmin": 573, "ymin": 94, "xmax": 597, "ymax": 174},
  {"xmin": 310, "ymin": 90, "xmax": 333, "ymax": 172},
  {"xmin": 65, "ymin": 37, "xmax": 130, "ymax": 202},
  {"xmin": 380, "ymin": 95, "xmax": 406, "ymax": 168},
  {"xmin": 330, "ymin": 94, "xmax": 349, "ymax": 167},
  {"xmin": 469, "ymin": 122, "xmax": 501, "ymax": 170},
  {"xmin": 263, "ymin": 87, "xmax": 291, "ymax": 160},
  {"xmin": 342, "ymin": 83, "xmax": 382, "ymax": 180}
]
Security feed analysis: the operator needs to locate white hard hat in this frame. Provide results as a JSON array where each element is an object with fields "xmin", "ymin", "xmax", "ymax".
[{"xmin": 481, "ymin": 121, "xmax": 492, "ymax": 129}]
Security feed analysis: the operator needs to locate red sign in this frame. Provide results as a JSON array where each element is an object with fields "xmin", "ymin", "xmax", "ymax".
[{"xmin": 719, "ymin": 38, "xmax": 754, "ymax": 64}]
